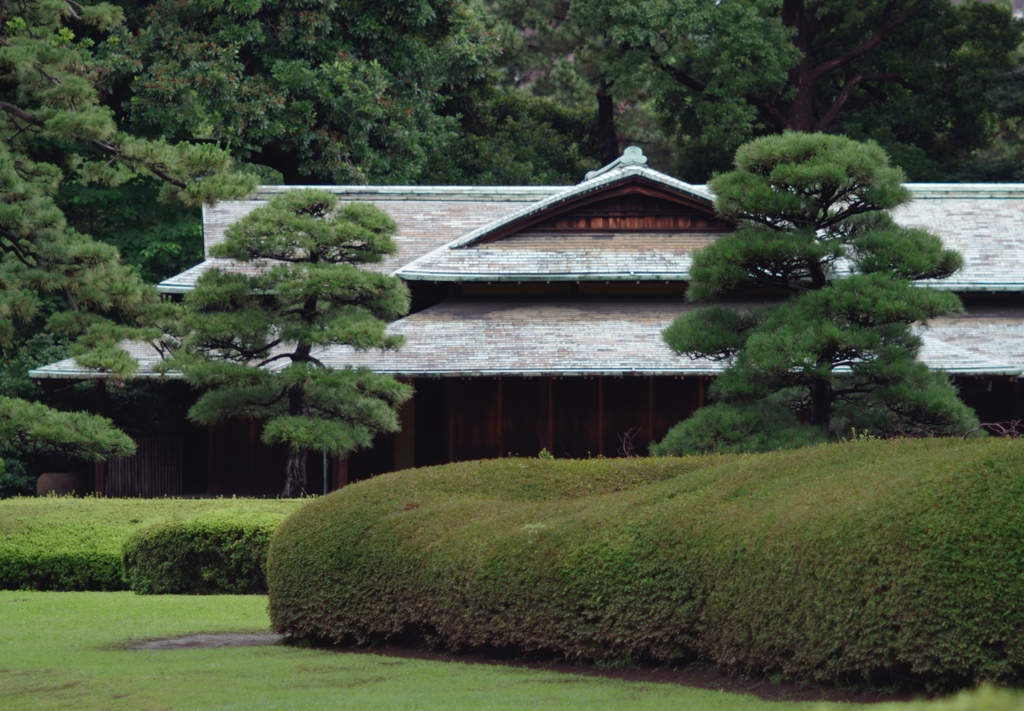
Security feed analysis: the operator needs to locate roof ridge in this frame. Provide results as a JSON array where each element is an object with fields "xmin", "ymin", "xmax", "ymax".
[{"xmin": 394, "ymin": 161, "xmax": 712, "ymax": 279}]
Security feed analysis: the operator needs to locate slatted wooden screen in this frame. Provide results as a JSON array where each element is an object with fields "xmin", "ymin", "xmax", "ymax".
[{"xmin": 106, "ymin": 436, "xmax": 182, "ymax": 497}]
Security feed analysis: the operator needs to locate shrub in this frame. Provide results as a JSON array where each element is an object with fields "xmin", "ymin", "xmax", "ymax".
[
  {"xmin": 123, "ymin": 512, "xmax": 286, "ymax": 594},
  {"xmin": 268, "ymin": 440, "xmax": 1024, "ymax": 691},
  {"xmin": 650, "ymin": 401, "xmax": 826, "ymax": 455},
  {"xmin": 0, "ymin": 497, "xmax": 303, "ymax": 591},
  {"xmin": 0, "ymin": 457, "xmax": 34, "ymax": 499}
]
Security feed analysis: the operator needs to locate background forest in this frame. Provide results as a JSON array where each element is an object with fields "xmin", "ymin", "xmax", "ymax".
[{"xmin": 3, "ymin": 0, "xmax": 1024, "ymax": 492}]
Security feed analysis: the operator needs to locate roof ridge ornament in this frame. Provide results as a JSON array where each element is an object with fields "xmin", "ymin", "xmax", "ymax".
[{"xmin": 584, "ymin": 146, "xmax": 648, "ymax": 181}]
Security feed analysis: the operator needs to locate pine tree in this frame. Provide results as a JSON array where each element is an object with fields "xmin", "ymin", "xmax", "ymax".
[
  {"xmin": 653, "ymin": 132, "xmax": 979, "ymax": 456},
  {"xmin": 175, "ymin": 190, "xmax": 412, "ymax": 497},
  {"xmin": 1, "ymin": 0, "xmax": 257, "ymax": 462}
]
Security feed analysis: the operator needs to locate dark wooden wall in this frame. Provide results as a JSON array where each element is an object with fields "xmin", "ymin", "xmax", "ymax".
[
  {"xmin": 101, "ymin": 375, "xmax": 1024, "ymax": 496},
  {"xmin": 346, "ymin": 375, "xmax": 705, "ymax": 480},
  {"xmin": 206, "ymin": 419, "xmax": 288, "ymax": 495},
  {"xmin": 106, "ymin": 436, "xmax": 183, "ymax": 497},
  {"xmin": 955, "ymin": 376, "xmax": 1022, "ymax": 427}
]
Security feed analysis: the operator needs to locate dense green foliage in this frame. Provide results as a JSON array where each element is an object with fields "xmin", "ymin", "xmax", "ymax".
[
  {"xmin": 0, "ymin": 497, "xmax": 302, "ymax": 590},
  {"xmin": 656, "ymin": 134, "xmax": 977, "ymax": 455},
  {"xmin": 651, "ymin": 401, "xmax": 828, "ymax": 455},
  {"xmin": 174, "ymin": 190, "xmax": 412, "ymax": 497},
  {"xmin": 421, "ymin": 88, "xmax": 600, "ymax": 185},
  {"xmin": 269, "ymin": 438, "xmax": 1024, "ymax": 690},
  {"xmin": 0, "ymin": 0, "xmax": 257, "ymax": 465},
  {"xmin": 123, "ymin": 511, "xmax": 286, "ymax": 594},
  {"xmin": 102, "ymin": 0, "xmax": 495, "ymax": 184},
  {"xmin": 58, "ymin": 178, "xmax": 203, "ymax": 283},
  {"xmin": 480, "ymin": 0, "xmax": 1024, "ymax": 182},
  {"xmin": 478, "ymin": 0, "xmax": 637, "ymax": 165}
]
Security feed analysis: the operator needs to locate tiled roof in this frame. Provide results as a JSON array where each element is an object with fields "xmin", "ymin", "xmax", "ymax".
[
  {"xmin": 897, "ymin": 185, "xmax": 1024, "ymax": 291},
  {"xmin": 28, "ymin": 300, "xmax": 1024, "ymax": 380},
  {"xmin": 397, "ymin": 182, "xmax": 1024, "ymax": 285},
  {"xmin": 392, "ymin": 233, "xmax": 725, "ymax": 282},
  {"xmin": 919, "ymin": 305, "xmax": 1024, "ymax": 370},
  {"xmin": 302, "ymin": 300, "xmax": 727, "ymax": 377},
  {"xmin": 163, "ymin": 174, "xmax": 1024, "ymax": 292},
  {"xmin": 434, "ymin": 165, "xmax": 713, "ymax": 251},
  {"xmin": 295, "ymin": 300, "xmax": 1024, "ymax": 378},
  {"xmin": 396, "ymin": 160, "xmax": 716, "ymax": 282},
  {"xmin": 159, "ymin": 188, "xmax": 562, "ymax": 293},
  {"xmin": 29, "ymin": 340, "xmax": 173, "ymax": 381}
]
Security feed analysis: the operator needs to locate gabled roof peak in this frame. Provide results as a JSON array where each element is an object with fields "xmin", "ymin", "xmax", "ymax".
[
  {"xmin": 400, "ymin": 154, "xmax": 713, "ymax": 259},
  {"xmin": 585, "ymin": 146, "xmax": 649, "ymax": 180}
]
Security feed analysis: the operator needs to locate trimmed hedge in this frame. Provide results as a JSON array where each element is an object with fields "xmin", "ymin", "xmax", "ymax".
[
  {"xmin": 0, "ymin": 497, "xmax": 303, "ymax": 591},
  {"xmin": 123, "ymin": 512, "xmax": 286, "ymax": 594},
  {"xmin": 267, "ymin": 440, "xmax": 1024, "ymax": 690}
]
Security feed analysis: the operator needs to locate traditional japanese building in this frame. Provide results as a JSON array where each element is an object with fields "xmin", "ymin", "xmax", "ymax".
[{"xmin": 31, "ymin": 149, "xmax": 1024, "ymax": 496}]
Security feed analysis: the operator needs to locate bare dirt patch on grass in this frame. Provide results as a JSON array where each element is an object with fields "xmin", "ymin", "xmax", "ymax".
[{"xmin": 126, "ymin": 632, "xmax": 283, "ymax": 650}]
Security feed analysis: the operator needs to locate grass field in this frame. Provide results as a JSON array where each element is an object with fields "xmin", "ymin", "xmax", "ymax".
[{"xmin": 0, "ymin": 591, "xmax": 869, "ymax": 711}]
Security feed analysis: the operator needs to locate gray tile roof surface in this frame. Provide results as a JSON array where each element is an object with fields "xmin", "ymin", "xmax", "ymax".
[
  {"xmin": 434, "ymin": 164, "xmax": 714, "ymax": 251},
  {"xmin": 29, "ymin": 339, "xmax": 172, "ymax": 380},
  {"xmin": 395, "ymin": 233, "xmax": 725, "ymax": 282},
  {"xmin": 398, "ymin": 183, "xmax": 1024, "ymax": 284},
  {"xmin": 27, "ymin": 301, "xmax": 1024, "ymax": 380},
  {"xmin": 296, "ymin": 300, "xmax": 1023, "ymax": 378},
  {"xmin": 161, "ymin": 190, "xmax": 559, "ymax": 293},
  {"xmin": 162, "ymin": 177, "xmax": 1024, "ymax": 292},
  {"xmin": 896, "ymin": 188, "xmax": 1024, "ymax": 290}
]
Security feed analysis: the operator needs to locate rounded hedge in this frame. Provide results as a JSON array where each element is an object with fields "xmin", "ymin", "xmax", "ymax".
[
  {"xmin": 124, "ymin": 512, "xmax": 286, "ymax": 594},
  {"xmin": 267, "ymin": 440, "xmax": 1024, "ymax": 690}
]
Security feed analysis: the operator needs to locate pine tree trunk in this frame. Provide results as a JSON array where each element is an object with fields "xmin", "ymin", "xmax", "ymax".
[
  {"xmin": 809, "ymin": 380, "xmax": 834, "ymax": 431},
  {"xmin": 282, "ymin": 381, "xmax": 312, "ymax": 497},
  {"xmin": 282, "ymin": 448, "xmax": 309, "ymax": 498},
  {"xmin": 597, "ymin": 77, "xmax": 620, "ymax": 166}
]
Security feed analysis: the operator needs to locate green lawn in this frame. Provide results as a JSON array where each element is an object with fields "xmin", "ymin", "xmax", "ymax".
[{"xmin": 0, "ymin": 591, "xmax": 861, "ymax": 711}]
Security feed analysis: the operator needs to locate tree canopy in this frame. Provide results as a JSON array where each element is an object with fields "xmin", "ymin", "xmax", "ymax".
[
  {"xmin": 0, "ymin": 0, "xmax": 256, "ymax": 463},
  {"xmin": 479, "ymin": 0, "xmax": 1024, "ymax": 182},
  {"xmin": 174, "ymin": 190, "xmax": 412, "ymax": 497},
  {"xmin": 100, "ymin": 0, "xmax": 497, "ymax": 184},
  {"xmin": 653, "ymin": 132, "xmax": 979, "ymax": 456},
  {"xmin": 641, "ymin": 0, "xmax": 1024, "ymax": 180}
]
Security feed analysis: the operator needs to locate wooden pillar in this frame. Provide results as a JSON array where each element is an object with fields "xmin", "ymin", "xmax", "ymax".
[
  {"xmin": 497, "ymin": 378, "xmax": 504, "ymax": 457},
  {"xmin": 1016, "ymin": 379, "xmax": 1021, "ymax": 420},
  {"xmin": 447, "ymin": 379, "xmax": 454, "ymax": 463},
  {"xmin": 598, "ymin": 375, "xmax": 605, "ymax": 457},
  {"xmin": 547, "ymin": 377, "xmax": 554, "ymax": 451},
  {"xmin": 334, "ymin": 458, "xmax": 349, "ymax": 489},
  {"xmin": 648, "ymin": 376, "xmax": 654, "ymax": 442},
  {"xmin": 248, "ymin": 418, "xmax": 257, "ymax": 483},
  {"xmin": 698, "ymin": 375, "xmax": 705, "ymax": 408},
  {"xmin": 393, "ymin": 392, "xmax": 416, "ymax": 471},
  {"xmin": 207, "ymin": 424, "xmax": 215, "ymax": 494},
  {"xmin": 94, "ymin": 380, "xmax": 107, "ymax": 496}
]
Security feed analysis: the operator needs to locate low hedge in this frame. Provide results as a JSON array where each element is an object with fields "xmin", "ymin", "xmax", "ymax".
[
  {"xmin": 0, "ymin": 497, "xmax": 303, "ymax": 591},
  {"xmin": 267, "ymin": 439, "xmax": 1024, "ymax": 690},
  {"xmin": 123, "ymin": 512, "xmax": 286, "ymax": 594}
]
